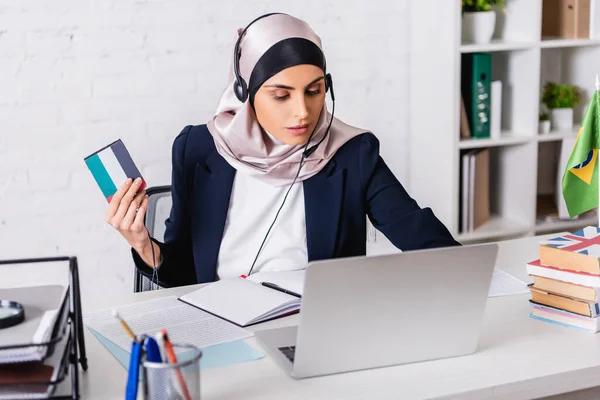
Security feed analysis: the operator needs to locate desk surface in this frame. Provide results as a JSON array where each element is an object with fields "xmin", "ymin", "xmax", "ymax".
[{"xmin": 57, "ymin": 233, "xmax": 600, "ymax": 399}]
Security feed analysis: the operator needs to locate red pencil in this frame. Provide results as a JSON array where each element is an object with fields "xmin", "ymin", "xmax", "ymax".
[{"xmin": 161, "ymin": 329, "xmax": 192, "ymax": 400}]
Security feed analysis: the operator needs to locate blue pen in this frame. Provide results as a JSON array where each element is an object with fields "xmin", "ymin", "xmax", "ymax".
[
  {"xmin": 144, "ymin": 336, "xmax": 162, "ymax": 363},
  {"xmin": 145, "ymin": 335, "xmax": 179, "ymax": 399},
  {"xmin": 125, "ymin": 340, "xmax": 143, "ymax": 400}
]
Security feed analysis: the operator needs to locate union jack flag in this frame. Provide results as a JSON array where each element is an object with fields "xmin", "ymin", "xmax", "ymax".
[{"xmin": 541, "ymin": 226, "xmax": 600, "ymax": 257}]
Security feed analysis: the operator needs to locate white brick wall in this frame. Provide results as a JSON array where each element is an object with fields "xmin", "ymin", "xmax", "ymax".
[{"xmin": 0, "ymin": 0, "xmax": 410, "ymax": 308}]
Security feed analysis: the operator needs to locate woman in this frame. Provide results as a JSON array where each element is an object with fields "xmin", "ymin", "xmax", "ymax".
[{"xmin": 105, "ymin": 13, "xmax": 460, "ymax": 288}]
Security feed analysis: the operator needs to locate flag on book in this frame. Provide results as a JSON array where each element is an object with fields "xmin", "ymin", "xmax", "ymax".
[
  {"xmin": 541, "ymin": 226, "xmax": 600, "ymax": 256},
  {"xmin": 561, "ymin": 88, "xmax": 600, "ymax": 218},
  {"xmin": 84, "ymin": 139, "xmax": 145, "ymax": 203}
]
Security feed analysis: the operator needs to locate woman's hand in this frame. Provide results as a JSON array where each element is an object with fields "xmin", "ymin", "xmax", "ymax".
[{"xmin": 105, "ymin": 178, "xmax": 149, "ymax": 251}]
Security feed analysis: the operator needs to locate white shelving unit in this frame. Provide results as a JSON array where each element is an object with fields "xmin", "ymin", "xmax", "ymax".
[{"xmin": 409, "ymin": 0, "xmax": 600, "ymax": 245}]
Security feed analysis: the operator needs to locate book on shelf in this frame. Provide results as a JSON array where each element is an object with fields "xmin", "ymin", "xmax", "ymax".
[
  {"xmin": 459, "ymin": 95, "xmax": 471, "ymax": 139},
  {"xmin": 490, "ymin": 80, "xmax": 502, "ymax": 139},
  {"xmin": 592, "ymin": 0, "xmax": 600, "ymax": 38},
  {"xmin": 536, "ymin": 193, "xmax": 580, "ymax": 222},
  {"xmin": 459, "ymin": 148, "xmax": 490, "ymax": 233}
]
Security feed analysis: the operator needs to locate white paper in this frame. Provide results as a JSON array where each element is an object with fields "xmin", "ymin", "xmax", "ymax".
[
  {"xmin": 488, "ymin": 268, "xmax": 529, "ymax": 297},
  {"xmin": 84, "ymin": 296, "xmax": 253, "ymax": 352},
  {"xmin": 0, "ymin": 309, "xmax": 61, "ymax": 364}
]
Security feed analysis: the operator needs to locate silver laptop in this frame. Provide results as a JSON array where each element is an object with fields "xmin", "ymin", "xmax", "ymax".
[{"xmin": 255, "ymin": 243, "xmax": 498, "ymax": 379}]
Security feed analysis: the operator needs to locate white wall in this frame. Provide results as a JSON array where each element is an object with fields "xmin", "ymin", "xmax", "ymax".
[{"xmin": 0, "ymin": 0, "xmax": 411, "ymax": 304}]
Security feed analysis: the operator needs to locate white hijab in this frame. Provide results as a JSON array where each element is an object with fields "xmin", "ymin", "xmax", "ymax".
[{"xmin": 206, "ymin": 13, "xmax": 366, "ymax": 187}]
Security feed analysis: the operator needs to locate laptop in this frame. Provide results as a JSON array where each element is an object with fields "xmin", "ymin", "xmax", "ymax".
[{"xmin": 255, "ymin": 242, "xmax": 498, "ymax": 379}]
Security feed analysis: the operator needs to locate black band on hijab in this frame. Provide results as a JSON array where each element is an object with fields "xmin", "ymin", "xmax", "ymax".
[{"xmin": 248, "ymin": 37, "xmax": 326, "ymax": 106}]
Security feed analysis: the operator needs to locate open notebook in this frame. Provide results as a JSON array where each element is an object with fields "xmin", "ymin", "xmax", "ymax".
[{"xmin": 178, "ymin": 271, "xmax": 305, "ymax": 327}]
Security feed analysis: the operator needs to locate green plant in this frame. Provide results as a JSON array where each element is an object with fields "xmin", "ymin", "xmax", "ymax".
[
  {"xmin": 539, "ymin": 111, "xmax": 550, "ymax": 121},
  {"xmin": 462, "ymin": 0, "xmax": 505, "ymax": 12},
  {"xmin": 541, "ymin": 81, "xmax": 581, "ymax": 109}
]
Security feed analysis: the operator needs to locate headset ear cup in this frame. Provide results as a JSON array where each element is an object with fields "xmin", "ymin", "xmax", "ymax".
[
  {"xmin": 233, "ymin": 78, "xmax": 248, "ymax": 102},
  {"xmin": 325, "ymin": 73, "xmax": 335, "ymax": 101}
]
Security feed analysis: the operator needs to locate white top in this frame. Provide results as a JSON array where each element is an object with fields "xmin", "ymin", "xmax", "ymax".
[{"xmin": 216, "ymin": 170, "xmax": 308, "ymax": 279}]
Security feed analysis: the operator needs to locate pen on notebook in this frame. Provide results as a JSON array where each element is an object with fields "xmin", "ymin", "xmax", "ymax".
[
  {"xmin": 261, "ymin": 282, "xmax": 302, "ymax": 298},
  {"xmin": 111, "ymin": 309, "xmax": 136, "ymax": 340},
  {"xmin": 160, "ymin": 329, "xmax": 192, "ymax": 400}
]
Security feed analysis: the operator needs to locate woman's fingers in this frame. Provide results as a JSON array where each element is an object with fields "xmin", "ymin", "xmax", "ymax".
[
  {"xmin": 112, "ymin": 178, "xmax": 143, "ymax": 228},
  {"xmin": 121, "ymin": 190, "xmax": 146, "ymax": 230},
  {"xmin": 105, "ymin": 178, "xmax": 132, "ymax": 223},
  {"xmin": 132, "ymin": 195, "xmax": 149, "ymax": 232}
]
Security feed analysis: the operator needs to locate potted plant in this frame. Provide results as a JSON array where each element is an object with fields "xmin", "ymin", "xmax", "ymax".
[
  {"xmin": 462, "ymin": 0, "xmax": 505, "ymax": 44},
  {"xmin": 539, "ymin": 110, "xmax": 550, "ymax": 134},
  {"xmin": 541, "ymin": 81, "xmax": 581, "ymax": 132}
]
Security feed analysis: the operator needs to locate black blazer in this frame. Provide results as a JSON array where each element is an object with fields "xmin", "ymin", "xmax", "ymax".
[{"xmin": 133, "ymin": 125, "xmax": 460, "ymax": 287}]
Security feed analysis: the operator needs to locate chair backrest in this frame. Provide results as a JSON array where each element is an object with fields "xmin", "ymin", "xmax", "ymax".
[{"xmin": 134, "ymin": 185, "xmax": 172, "ymax": 293}]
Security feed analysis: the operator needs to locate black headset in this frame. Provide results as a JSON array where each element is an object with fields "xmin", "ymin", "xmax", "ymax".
[
  {"xmin": 232, "ymin": 13, "xmax": 334, "ymax": 104},
  {"xmin": 235, "ymin": 13, "xmax": 337, "ymax": 276}
]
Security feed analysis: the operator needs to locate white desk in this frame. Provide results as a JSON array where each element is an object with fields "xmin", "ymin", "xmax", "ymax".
[{"xmin": 54, "ymin": 234, "xmax": 600, "ymax": 399}]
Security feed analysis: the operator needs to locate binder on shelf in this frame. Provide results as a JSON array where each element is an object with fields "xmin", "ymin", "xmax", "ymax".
[
  {"xmin": 0, "ymin": 257, "xmax": 88, "ymax": 400},
  {"xmin": 461, "ymin": 53, "xmax": 491, "ymax": 139}
]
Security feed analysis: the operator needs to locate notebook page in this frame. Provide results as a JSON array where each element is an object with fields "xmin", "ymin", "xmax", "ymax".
[
  {"xmin": 254, "ymin": 301, "xmax": 302, "ymax": 324},
  {"xmin": 179, "ymin": 278, "xmax": 299, "ymax": 326},
  {"xmin": 84, "ymin": 296, "xmax": 252, "ymax": 352}
]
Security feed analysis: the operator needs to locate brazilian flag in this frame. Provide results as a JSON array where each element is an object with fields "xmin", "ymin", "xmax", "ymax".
[{"xmin": 562, "ymin": 89, "xmax": 600, "ymax": 218}]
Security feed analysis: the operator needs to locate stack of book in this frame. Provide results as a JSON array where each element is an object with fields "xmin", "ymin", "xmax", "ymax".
[{"xmin": 526, "ymin": 226, "xmax": 600, "ymax": 333}]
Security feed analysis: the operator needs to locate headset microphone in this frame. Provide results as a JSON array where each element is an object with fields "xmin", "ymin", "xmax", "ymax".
[{"xmin": 303, "ymin": 73, "xmax": 335, "ymax": 158}]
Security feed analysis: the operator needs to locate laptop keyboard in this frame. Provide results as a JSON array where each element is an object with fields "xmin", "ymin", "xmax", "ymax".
[{"xmin": 278, "ymin": 346, "xmax": 296, "ymax": 363}]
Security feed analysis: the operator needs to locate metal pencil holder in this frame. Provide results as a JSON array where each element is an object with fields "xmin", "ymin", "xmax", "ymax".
[{"xmin": 141, "ymin": 344, "xmax": 202, "ymax": 400}]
